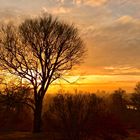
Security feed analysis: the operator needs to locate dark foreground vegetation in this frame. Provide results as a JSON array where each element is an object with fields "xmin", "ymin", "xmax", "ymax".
[{"xmin": 1, "ymin": 83, "xmax": 140, "ymax": 139}]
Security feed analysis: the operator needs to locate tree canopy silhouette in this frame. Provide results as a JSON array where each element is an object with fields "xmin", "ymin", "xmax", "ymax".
[{"xmin": 0, "ymin": 15, "xmax": 86, "ymax": 132}]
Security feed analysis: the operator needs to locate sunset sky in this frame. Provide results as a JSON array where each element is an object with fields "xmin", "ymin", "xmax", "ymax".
[{"xmin": 1, "ymin": 0, "xmax": 140, "ymax": 93}]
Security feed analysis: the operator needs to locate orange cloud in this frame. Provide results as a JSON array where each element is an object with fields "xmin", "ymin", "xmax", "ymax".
[
  {"xmin": 116, "ymin": 15, "xmax": 140, "ymax": 24},
  {"xmin": 52, "ymin": 7, "xmax": 71, "ymax": 14},
  {"xmin": 73, "ymin": 0, "xmax": 108, "ymax": 6},
  {"xmin": 42, "ymin": 6, "xmax": 71, "ymax": 14}
]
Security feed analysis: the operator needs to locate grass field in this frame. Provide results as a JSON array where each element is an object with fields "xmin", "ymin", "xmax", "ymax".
[
  {"xmin": 0, "ymin": 131, "xmax": 140, "ymax": 140},
  {"xmin": 0, "ymin": 132, "xmax": 52, "ymax": 140},
  {"xmin": 126, "ymin": 130, "xmax": 140, "ymax": 140}
]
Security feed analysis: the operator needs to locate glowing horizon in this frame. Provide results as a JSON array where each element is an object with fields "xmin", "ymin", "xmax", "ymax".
[{"xmin": 48, "ymin": 74, "xmax": 140, "ymax": 93}]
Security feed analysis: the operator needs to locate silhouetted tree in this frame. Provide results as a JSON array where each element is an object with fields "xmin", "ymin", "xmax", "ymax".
[
  {"xmin": 110, "ymin": 88, "xmax": 127, "ymax": 114},
  {"xmin": 0, "ymin": 84, "xmax": 33, "ymax": 131},
  {"xmin": 43, "ymin": 94, "xmax": 102, "ymax": 140},
  {"xmin": 134, "ymin": 82, "xmax": 140, "ymax": 94},
  {"xmin": 0, "ymin": 15, "xmax": 85, "ymax": 132},
  {"xmin": 44, "ymin": 94, "xmax": 127, "ymax": 140},
  {"xmin": 131, "ymin": 82, "xmax": 140, "ymax": 111}
]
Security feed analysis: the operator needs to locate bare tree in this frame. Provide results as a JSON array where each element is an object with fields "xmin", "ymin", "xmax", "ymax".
[
  {"xmin": 134, "ymin": 82, "xmax": 140, "ymax": 94},
  {"xmin": 43, "ymin": 94, "xmax": 103, "ymax": 140},
  {"xmin": 131, "ymin": 82, "xmax": 140, "ymax": 111},
  {"xmin": 0, "ymin": 84, "xmax": 33, "ymax": 131},
  {"xmin": 44, "ymin": 94, "xmax": 127, "ymax": 140},
  {"xmin": 0, "ymin": 15, "xmax": 86, "ymax": 132},
  {"xmin": 110, "ymin": 88, "xmax": 127, "ymax": 115}
]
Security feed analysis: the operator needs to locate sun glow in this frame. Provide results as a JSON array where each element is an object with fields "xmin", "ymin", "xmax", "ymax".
[
  {"xmin": 48, "ymin": 74, "xmax": 140, "ymax": 93},
  {"xmin": 1, "ymin": 70, "xmax": 139, "ymax": 94}
]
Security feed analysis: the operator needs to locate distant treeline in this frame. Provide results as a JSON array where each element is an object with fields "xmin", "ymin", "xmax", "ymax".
[{"xmin": 1, "ymin": 82, "xmax": 140, "ymax": 140}]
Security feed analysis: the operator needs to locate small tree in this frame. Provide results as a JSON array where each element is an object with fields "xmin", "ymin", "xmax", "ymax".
[
  {"xmin": 43, "ymin": 94, "xmax": 103, "ymax": 140},
  {"xmin": 131, "ymin": 82, "xmax": 140, "ymax": 111},
  {"xmin": 0, "ymin": 15, "xmax": 85, "ymax": 132},
  {"xmin": 134, "ymin": 82, "xmax": 140, "ymax": 94},
  {"xmin": 110, "ymin": 88, "xmax": 127, "ymax": 115},
  {"xmin": 0, "ymin": 84, "xmax": 33, "ymax": 131},
  {"xmin": 44, "ymin": 94, "xmax": 127, "ymax": 140}
]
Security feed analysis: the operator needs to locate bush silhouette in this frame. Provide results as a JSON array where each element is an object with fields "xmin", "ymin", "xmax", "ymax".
[{"xmin": 43, "ymin": 93, "xmax": 128, "ymax": 140}]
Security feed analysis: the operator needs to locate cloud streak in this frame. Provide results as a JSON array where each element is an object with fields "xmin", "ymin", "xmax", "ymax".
[{"xmin": 73, "ymin": 0, "xmax": 108, "ymax": 7}]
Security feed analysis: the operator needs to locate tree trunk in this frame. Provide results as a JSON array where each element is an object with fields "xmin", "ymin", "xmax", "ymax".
[{"xmin": 33, "ymin": 97, "xmax": 43, "ymax": 133}]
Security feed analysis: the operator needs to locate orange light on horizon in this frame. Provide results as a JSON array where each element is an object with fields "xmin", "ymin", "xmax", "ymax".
[{"xmin": 48, "ymin": 74, "xmax": 140, "ymax": 93}]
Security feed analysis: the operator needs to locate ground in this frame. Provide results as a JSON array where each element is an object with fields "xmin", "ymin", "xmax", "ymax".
[
  {"xmin": 0, "ymin": 131, "xmax": 140, "ymax": 140},
  {"xmin": 0, "ymin": 132, "xmax": 52, "ymax": 140}
]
